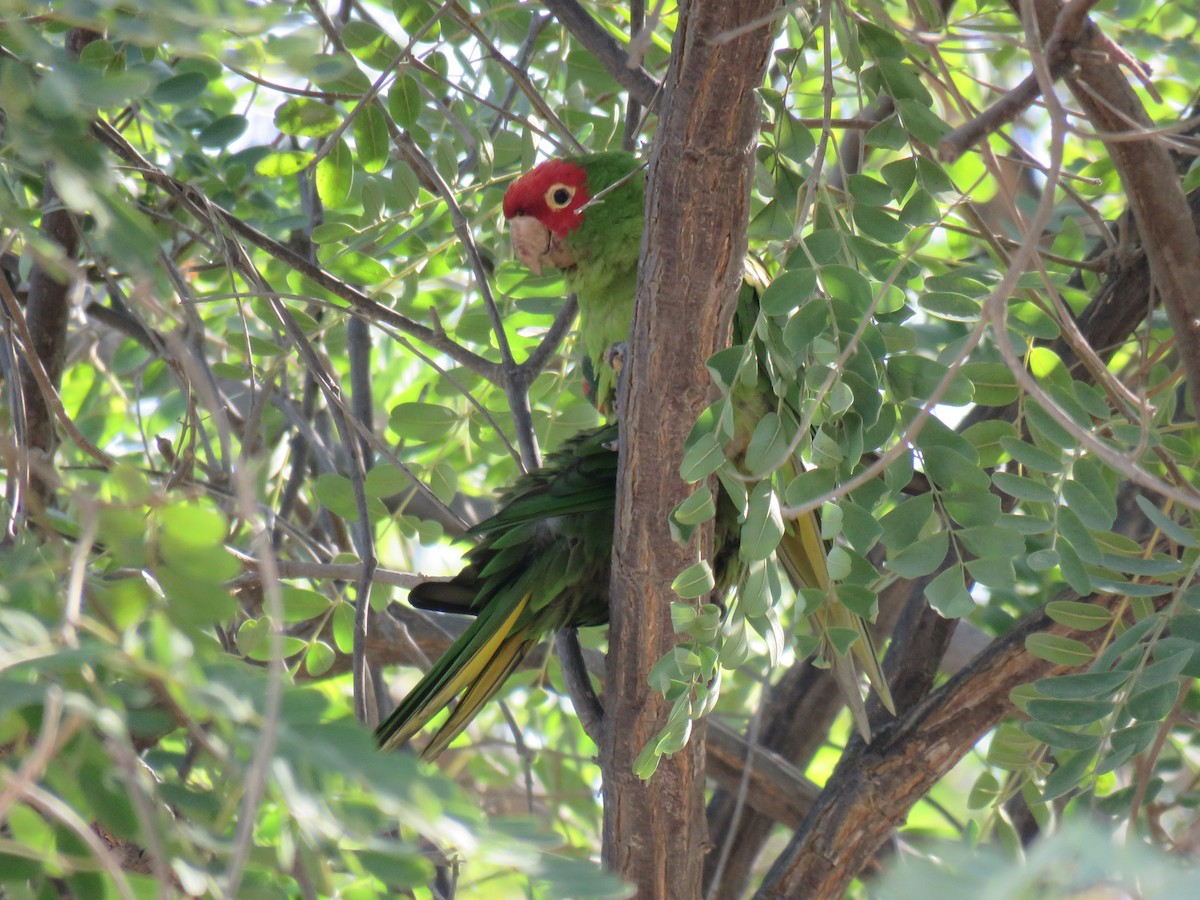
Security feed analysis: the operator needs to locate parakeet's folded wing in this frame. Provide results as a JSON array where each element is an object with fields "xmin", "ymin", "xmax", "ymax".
[{"xmin": 377, "ymin": 424, "xmax": 618, "ymax": 759}]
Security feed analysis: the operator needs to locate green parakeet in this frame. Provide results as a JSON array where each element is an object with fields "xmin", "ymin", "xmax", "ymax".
[
  {"xmin": 376, "ymin": 423, "xmax": 618, "ymax": 759},
  {"xmin": 503, "ymin": 152, "xmax": 645, "ymax": 412},
  {"xmin": 377, "ymin": 151, "xmax": 892, "ymax": 758},
  {"xmin": 502, "ymin": 151, "xmax": 894, "ymax": 736}
]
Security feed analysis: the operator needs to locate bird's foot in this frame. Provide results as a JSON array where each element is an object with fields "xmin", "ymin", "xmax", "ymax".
[{"xmin": 605, "ymin": 341, "xmax": 627, "ymax": 426}]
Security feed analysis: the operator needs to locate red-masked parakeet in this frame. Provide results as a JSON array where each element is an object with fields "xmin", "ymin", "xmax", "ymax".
[{"xmin": 502, "ymin": 151, "xmax": 893, "ymax": 737}]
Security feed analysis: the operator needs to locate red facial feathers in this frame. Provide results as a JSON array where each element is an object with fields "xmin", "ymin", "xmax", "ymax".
[{"xmin": 502, "ymin": 158, "xmax": 592, "ymax": 238}]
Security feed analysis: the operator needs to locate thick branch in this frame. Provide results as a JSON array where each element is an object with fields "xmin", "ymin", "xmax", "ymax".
[
  {"xmin": 754, "ymin": 591, "xmax": 1168, "ymax": 898},
  {"xmin": 1025, "ymin": 0, "xmax": 1200, "ymax": 419},
  {"xmin": 541, "ymin": 0, "xmax": 661, "ymax": 108}
]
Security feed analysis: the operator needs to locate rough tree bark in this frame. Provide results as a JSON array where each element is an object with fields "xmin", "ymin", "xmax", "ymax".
[
  {"xmin": 753, "ymin": 591, "xmax": 1169, "ymax": 898},
  {"xmin": 600, "ymin": 0, "xmax": 776, "ymax": 895}
]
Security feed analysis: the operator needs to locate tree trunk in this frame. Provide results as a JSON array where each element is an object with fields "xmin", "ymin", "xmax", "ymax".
[{"xmin": 600, "ymin": 1, "xmax": 776, "ymax": 895}]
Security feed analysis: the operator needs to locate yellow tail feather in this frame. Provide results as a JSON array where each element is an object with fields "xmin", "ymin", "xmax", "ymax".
[
  {"xmin": 779, "ymin": 505, "xmax": 893, "ymax": 740},
  {"xmin": 384, "ymin": 593, "xmax": 533, "ymax": 753},
  {"xmin": 423, "ymin": 631, "xmax": 535, "ymax": 759}
]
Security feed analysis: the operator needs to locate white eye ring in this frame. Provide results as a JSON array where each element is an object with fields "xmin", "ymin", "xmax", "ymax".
[{"xmin": 545, "ymin": 184, "xmax": 576, "ymax": 210}]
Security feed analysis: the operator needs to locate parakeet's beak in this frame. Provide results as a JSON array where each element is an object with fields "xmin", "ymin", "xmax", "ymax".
[{"xmin": 508, "ymin": 215, "xmax": 576, "ymax": 275}]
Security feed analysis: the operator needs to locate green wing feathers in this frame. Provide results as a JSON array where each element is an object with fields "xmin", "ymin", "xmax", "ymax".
[{"xmin": 375, "ymin": 425, "xmax": 617, "ymax": 758}]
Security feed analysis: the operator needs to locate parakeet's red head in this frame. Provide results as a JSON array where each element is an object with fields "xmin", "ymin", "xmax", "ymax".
[
  {"xmin": 502, "ymin": 158, "xmax": 592, "ymax": 238},
  {"xmin": 502, "ymin": 152, "xmax": 643, "ymax": 278},
  {"xmin": 502, "ymin": 151, "xmax": 646, "ymax": 414}
]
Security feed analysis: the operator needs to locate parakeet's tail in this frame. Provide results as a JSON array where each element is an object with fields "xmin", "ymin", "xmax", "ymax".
[
  {"xmin": 376, "ymin": 589, "xmax": 535, "ymax": 759},
  {"xmin": 777, "ymin": 508, "xmax": 894, "ymax": 741}
]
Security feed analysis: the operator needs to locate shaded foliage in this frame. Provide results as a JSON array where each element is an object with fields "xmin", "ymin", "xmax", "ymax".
[{"xmin": 1, "ymin": 0, "xmax": 1200, "ymax": 897}]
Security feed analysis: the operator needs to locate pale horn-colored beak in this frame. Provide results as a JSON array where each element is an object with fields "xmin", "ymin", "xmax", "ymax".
[{"xmin": 508, "ymin": 215, "xmax": 577, "ymax": 275}]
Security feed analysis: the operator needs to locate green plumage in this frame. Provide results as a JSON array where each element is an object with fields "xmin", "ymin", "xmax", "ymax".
[
  {"xmin": 376, "ymin": 424, "xmax": 618, "ymax": 758},
  {"xmin": 378, "ymin": 150, "xmax": 891, "ymax": 759},
  {"xmin": 558, "ymin": 152, "xmax": 645, "ymax": 412}
]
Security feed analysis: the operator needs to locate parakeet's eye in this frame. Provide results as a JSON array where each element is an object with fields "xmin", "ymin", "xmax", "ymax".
[{"xmin": 545, "ymin": 184, "xmax": 576, "ymax": 210}]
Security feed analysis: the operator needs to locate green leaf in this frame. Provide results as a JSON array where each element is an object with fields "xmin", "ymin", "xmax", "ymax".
[
  {"xmin": 282, "ymin": 587, "xmax": 333, "ymax": 622},
  {"xmin": 920, "ymin": 291, "xmax": 982, "ymax": 324},
  {"xmin": 1000, "ymin": 436, "xmax": 1063, "ymax": 473},
  {"xmin": 839, "ymin": 501, "xmax": 882, "ymax": 554},
  {"xmin": 739, "ymin": 559, "xmax": 773, "ymax": 617},
  {"xmin": 1042, "ymin": 749, "xmax": 1095, "ymax": 801},
  {"xmin": 1025, "ymin": 400, "xmax": 1078, "ymax": 449},
  {"xmin": 275, "ymin": 97, "xmax": 341, "ymax": 137},
  {"xmin": 343, "ymin": 20, "xmax": 401, "ymax": 70},
  {"xmin": 925, "ymin": 563, "xmax": 974, "ymax": 618},
  {"xmin": 1056, "ymin": 540, "xmax": 1093, "ymax": 595},
  {"xmin": 391, "ymin": 159, "xmax": 421, "ymax": 211},
  {"xmin": 1024, "ymin": 634, "xmax": 1094, "ymax": 666},
  {"xmin": 887, "ymin": 355, "xmax": 963, "ymax": 405},
  {"xmin": 1034, "ymin": 671, "xmax": 1129, "ymax": 700},
  {"xmin": 1023, "ymin": 722, "xmax": 1101, "ymax": 752},
  {"xmin": 895, "ymin": 97, "xmax": 951, "ymax": 145},
  {"xmin": 356, "ymin": 850, "xmax": 435, "ymax": 888},
  {"xmin": 1135, "ymin": 495, "xmax": 1199, "ymax": 547},
  {"xmin": 877, "ymin": 60, "xmax": 933, "ymax": 105},
  {"xmin": 315, "ymin": 473, "xmax": 358, "ymax": 519},
  {"xmin": 1045, "ymin": 600, "xmax": 1113, "ymax": 632},
  {"xmin": 836, "ymin": 583, "xmax": 878, "ymax": 618},
  {"xmin": 316, "ymin": 137, "xmax": 353, "ymax": 206},
  {"xmin": 388, "ymin": 76, "xmax": 423, "ymax": 128},
  {"xmin": 1027, "ymin": 548, "xmax": 1060, "ymax": 571},
  {"xmin": 783, "ymin": 300, "xmax": 830, "ymax": 355},
  {"xmin": 760, "ymin": 268, "xmax": 818, "ymax": 316},
  {"xmin": 1104, "ymin": 722, "xmax": 1157, "ymax": 765},
  {"xmin": 153, "ymin": 71, "xmax": 208, "ymax": 104},
  {"xmin": 740, "ymin": 482, "xmax": 784, "ymax": 562},
  {"xmin": 354, "ymin": 103, "xmax": 389, "ymax": 173},
  {"xmin": 880, "ymin": 156, "xmax": 916, "ymax": 196},
  {"xmin": 886, "ymin": 529, "xmax": 948, "ymax": 578},
  {"xmin": 847, "ymin": 174, "xmax": 893, "ymax": 205},
  {"xmin": 389, "ymin": 402, "xmax": 459, "ymax": 442},
  {"xmin": 820, "ymin": 264, "xmax": 873, "ymax": 311},
  {"xmin": 1062, "ymin": 479, "xmax": 1115, "ymax": 531},
  {"xmin": 957, "ymin": 525, "xmax": 1025, "ymax": 560},
  {"xmin": 1026, "ymin": 697, "xmax": 1113, "ymax": 727},
  {"xmin": 784, "ymin": 467, "xmax": 835, "ymax": 507},
  {"xmin": 986, "ymin": 723, "xmax": 1038, "ymax": 770},
  {"xmin": 255, "ymin": 150, "xmax": 314, "ymax": 177},
  {"xmin": 197, "ymin": 114, "xmax": 247, "ymax": 148},
  {"xmin": 879, "ymin": 493, "xmax": 933, "ymax": 550},
  {"xmin": 429, "ymin": 462, "xmax": 457, "ymax": 506},
  {"xmin": 680, "ymin": 433, "xmax": 726, "ymax": 483},
  {"xmin": 899, "ymin": 188, "xmax": 939, "ymax": 226},
  {"xmin": 965, "ymin": 555, "xmax": 1015, "ymax": 589},
  {"xmin": 852, "ymin": 206, "xmax": 909, "ymax": 244},
  {"xmin": 967, "ymin": 771, "xmax": 1000, "ymax": 809},
  {"xmin": 743, "ymin": 412, "xmax": 792, "ymax": 477},
  {"xmin": 961, "ymin": 361, "xmax": 1018, "ymax": 404},
  {"xmin": 673, "ymin": 486, "xmax": 716, "ymax": 527},
  {"xmin": 777, "ymin": 112, "xmax": 816, "ymax": 164},
  {"xmin": 1127, "ymin": 681, "xmax": 1179, "ymax": 721},
  {"xmin": 858, "ymin": 21, "xmax": 906, "ymax": 60},
  {"xmin": 305, "ymin": 640, "xmax": 336, "ymax": 677},
  {"xmin": 672, "ymin": 562, "xmax": 716, "ymax": 599},
  {"xmin": 992, "ymin": 471, "xmax": 1055, "ymax": 503}
]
